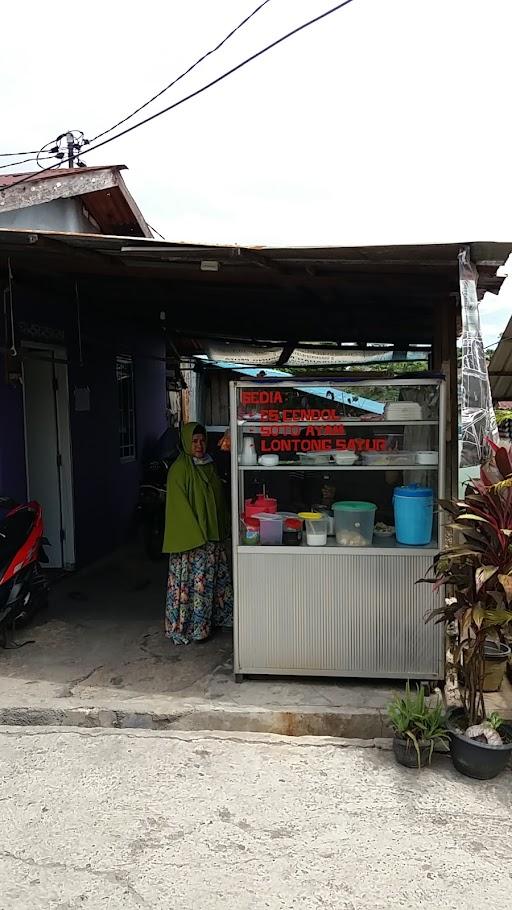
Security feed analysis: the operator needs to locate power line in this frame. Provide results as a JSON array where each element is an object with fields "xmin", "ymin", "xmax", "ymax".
[
  {"xmin": 0, "ymin": 154, "xmax": 57, "ymax": 171},
  {"xmin": 0, "ymin": 1, "xmax": 270, "ymax": 164},
  {"xmin": 147, "ymin": 223, "xmax": 166, "ymax": 241},
  {"xmin": 88, "ymin": 0, "xmax": 273, "ymax": 144},
  {"xmin": 0, "ymin": 150, "xmax": 43, "ymax": 157},
  {"xmin": 0, "ymin": 0, "xmax": 357, "ymax": 196}
]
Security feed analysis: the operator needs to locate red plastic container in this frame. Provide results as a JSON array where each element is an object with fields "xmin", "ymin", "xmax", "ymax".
[{"xmin": 245, "ymin": 494, "xmax": 277, "ymax": 519}]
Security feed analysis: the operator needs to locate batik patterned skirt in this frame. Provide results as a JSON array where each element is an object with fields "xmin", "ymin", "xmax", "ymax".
[{"xmin": 165, "ymin": 541, "xmax": 233, "ymax": 645}]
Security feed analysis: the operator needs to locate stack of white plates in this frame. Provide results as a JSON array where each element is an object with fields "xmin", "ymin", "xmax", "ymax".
[{"xmin": 384, "ymin": 402, "xmax": 423, "ymax": 421}]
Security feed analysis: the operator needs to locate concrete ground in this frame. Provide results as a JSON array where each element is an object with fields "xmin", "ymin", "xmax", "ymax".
[
  {"xmin": 0, "ymin": 726, "xmax": 511, "ymax": 910},
  {"xmin": 0, "ymin": 547, "xmax": 398, "ymax": 737}
]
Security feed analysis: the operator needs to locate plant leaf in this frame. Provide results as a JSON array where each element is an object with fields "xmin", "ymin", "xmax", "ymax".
[
  {"xmin": 483, "ymin": 608, "xmax": 512, "ymax": 625},
  {"xmin": 458, "ymin": 514, "xmax": 491, "ymax": 524},
  {"xmin": 498, "ymin": 574, "xmax": 512, "ymax": 604},
  {"xmin": 404, "ymin": 730, "xmax": 422, "ymax": 768},
  {"xmin": 475, "ymin": 565, "xmax": 499, "ymax": 592},
  {"xmin": 472, "ymin": 605, "xmax": 485, "ymax": 629}
]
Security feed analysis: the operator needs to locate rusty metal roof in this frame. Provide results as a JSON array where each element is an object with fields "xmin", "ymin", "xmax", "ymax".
[
  {"xmin": 0, "ymin": 230, "xmax": 509, "ymax": 345},
  {"xmin": 0, "ymin": 230, "xmax": 508, "ymax": 290},
  {"xmin": 0, "ymin": 166, "xmax": 151, "ymax": 238},
  {"xmin": 488, "ymin": 314, "xmax": 512, "ymax": 400},
  {"xmin": 0, "ymin": 230, "xmax": 512, "ymax": 344}
]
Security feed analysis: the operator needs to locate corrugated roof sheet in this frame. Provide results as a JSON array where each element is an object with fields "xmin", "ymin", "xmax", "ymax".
[
  {"xmin": 0, "ymin": 232, "xmax": 508, "ymax": 297},
  {"xmin": 489, "ymin": 315, "xmax": 512, "ymax": 400}
]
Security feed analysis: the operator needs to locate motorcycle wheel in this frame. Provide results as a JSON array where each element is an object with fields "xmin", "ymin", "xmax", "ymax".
[{"xmin": 144, "ymin": 515, "xmax": 165, "ymax": 561}]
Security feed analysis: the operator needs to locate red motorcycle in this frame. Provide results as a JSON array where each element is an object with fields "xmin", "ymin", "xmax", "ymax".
[{"xmin": 0, "ymin": 497, "xmax": 49, "ymax": 647}]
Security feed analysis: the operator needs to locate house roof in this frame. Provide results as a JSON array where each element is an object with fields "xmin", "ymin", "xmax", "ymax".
[
  {"xmin": 488, "ymin": 315, "xmax": 512, "ymax": 400},
  {"xmin": 0, "ymin": 230, "xmax": 509, "ymax": 346},
  {"xmin": 0, "ymin": 166, "xmax": 152, "ymax": 238},
  {"xmin": 0, "ymin": 231, "xmax": 508, "ymax": 292}
]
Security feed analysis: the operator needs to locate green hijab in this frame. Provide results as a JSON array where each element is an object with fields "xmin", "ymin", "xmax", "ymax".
[{"xmin": 163, "ymin": 422, "xmax": 230, "ymax": 554}]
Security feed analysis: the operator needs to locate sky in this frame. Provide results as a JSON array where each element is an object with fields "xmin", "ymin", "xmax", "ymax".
[{"xmin": 1, "ymin": 0, "xmax": 511, "ymax": 345}]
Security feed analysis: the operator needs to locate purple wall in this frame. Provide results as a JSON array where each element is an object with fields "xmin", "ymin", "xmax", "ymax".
[
  {"xmin": 0, "ymin": 374, "xmax": 26, "ymax": 503},
  {"xmin": 70, "ymin": 332, "xmax": 167, "ymax": 564},
  {"xmin": 0, "ymin": 282, "xmax": 167, "ymax": 566}
]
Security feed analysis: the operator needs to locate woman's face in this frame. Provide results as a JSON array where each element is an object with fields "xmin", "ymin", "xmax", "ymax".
[{"xmin": 192, "ymin": 432, "xmax": 206, "ymax": 459}]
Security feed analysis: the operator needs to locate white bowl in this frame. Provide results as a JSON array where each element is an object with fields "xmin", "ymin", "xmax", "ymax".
[
  {"xmin": 258, "ymin": 454, "xmax": 279, "ymax": 466},
  {"xmin": 334, "ymin": 452, "xmax": 358, "ymax": 465},
  {"xmin": 416, "ymin": 451, "xmax": 438, "ymax": 465}
]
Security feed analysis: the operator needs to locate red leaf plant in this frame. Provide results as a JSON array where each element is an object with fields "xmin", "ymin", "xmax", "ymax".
[{"xmin": 419, "ymin": 440, "xmax": 512, "ymax": 726}]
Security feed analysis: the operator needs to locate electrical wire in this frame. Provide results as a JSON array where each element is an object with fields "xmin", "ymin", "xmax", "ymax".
[
  {"xmin": 88, "ymin": 0, "xmax": 273, "ymax": 144},
  {"xmin": 0, "ymin": 0, "xmax": 357, "ymax": 196},
  {"xmin": 0, "ymin": 150, "xmax": 43, "ymax": 157},
  {"xmin": 0, "ymin": 154, "xmax": 57, "ymax": 171},
  {"xmin": 147, "ymin": 223, "xmax": 166, "ymax": 240}
]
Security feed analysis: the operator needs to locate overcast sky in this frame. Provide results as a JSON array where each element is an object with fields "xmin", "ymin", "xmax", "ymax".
[{"xmin": 1, "ymin": 0, "xmax": 510, "ymax": 345}]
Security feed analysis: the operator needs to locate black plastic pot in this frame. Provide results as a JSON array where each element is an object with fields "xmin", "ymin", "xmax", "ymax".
[
  {"xmin": 447, "ymin": 708, "xmax": 512, "ymax": 780},
  {"xmin": 393, "ymin": 735, "xmax": 432, "ymax": 769},
  {"xmin": 483, "ymin": 641, "xmax": 511, "ymax": 692}
]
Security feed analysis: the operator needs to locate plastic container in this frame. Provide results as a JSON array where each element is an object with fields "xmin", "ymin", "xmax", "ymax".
[
  {"xmin": 283, "ymin": 518, "xmax": 302, "ymax": 546},
  {"xmin": 304, "ymin": 517, "xmax": 328, "ymax": 547},
  {"xmin": 241, "ymin": 516, "xmax": 260, "ymax": 546},
  {"xmin": 245, "ymin": 494, "xmax": 277, "ymax": 519},
  {"xmin": 240, "ymin": 436, "xmax": 257, "ymax": 465},
  {"xmin": 258, "ymin": 515, "xmax": 283, "ymax": 546},
  {"xmin": 311, "ymin": 505, "xmax": 335, "ymax": 536},
  {"xmin": 361, "ymin": 451, "xmax": 413, "ymax": 466},
  {"xmin": 393, "ymin": 484, "xmax": 433, "ymax": 546},
  {"xmin": 333, "ymin": 501, "xmax": 377, "ymax": 546}
]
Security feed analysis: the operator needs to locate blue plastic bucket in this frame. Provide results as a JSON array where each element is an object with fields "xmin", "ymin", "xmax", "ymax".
[{"xmin": 393, "ymin": 485, "xmax": 433, "ymax": 546}]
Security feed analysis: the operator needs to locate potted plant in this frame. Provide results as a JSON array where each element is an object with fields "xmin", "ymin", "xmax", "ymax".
[
  {"xmin": 387, "ymin": 682, "xmax": 448, "ymax": 769},
  {"xmin": 482, "ymin": 639, "xmax": 511, "ymax": 692},
  {"xmin": 422, "ymin": 440, "xmax": 512, "ymax": 779}
]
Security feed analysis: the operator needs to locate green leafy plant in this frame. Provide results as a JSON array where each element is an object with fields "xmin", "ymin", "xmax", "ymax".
[
  {"xmin": 387, "ymin": 683, "xmax": 448, "ymax": 767},
  {"xmin": 487, "ymin": 711, "xmax": 503, "ymax": 732},
  {"xmin": 420, "ymin": 440, "xmax": 512, "ymax": 727},
  {"xmin": 495, "ymin": 410, "xmax": 512, "ymax": 425}
]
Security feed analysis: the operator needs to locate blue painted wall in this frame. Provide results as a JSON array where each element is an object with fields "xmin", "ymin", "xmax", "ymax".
[{"xmin": 0, "ymin": 282, "xmax": 167, "ymax": 566}]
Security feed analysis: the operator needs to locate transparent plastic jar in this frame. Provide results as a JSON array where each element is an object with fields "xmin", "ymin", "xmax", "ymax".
[{"xmin": 333, "ymin": 501, "xmax": 377, "ymax": 546}]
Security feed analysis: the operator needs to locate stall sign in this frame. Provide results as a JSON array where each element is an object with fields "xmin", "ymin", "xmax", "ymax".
[
  {"xmin": 260, "ymin": 424, "xmax": 388, "ymax": 454},
  {"xmin": 241, "ymin": 389, "xmax": 339, "ymax": 422},
  {"xmin": 243, "ymin": 390, "xmax": 389, "ymax": 454}
]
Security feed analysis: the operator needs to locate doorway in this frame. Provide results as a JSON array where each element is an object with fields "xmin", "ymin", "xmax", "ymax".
[{"xmin": 22, "ymin": 344, "xmax": 75, "ymax": 569}]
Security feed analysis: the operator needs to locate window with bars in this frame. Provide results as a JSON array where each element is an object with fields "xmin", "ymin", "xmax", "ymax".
[{"xmin": 116, "ymin": 356, "xmax": 136, "ymax": 461}]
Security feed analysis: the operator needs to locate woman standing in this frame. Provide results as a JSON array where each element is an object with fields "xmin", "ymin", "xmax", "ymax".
[{"xmin": 163, "ymin": 423, "xmax": 233, "ymax": 645}]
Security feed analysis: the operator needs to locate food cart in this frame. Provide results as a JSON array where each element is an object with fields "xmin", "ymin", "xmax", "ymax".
[{"xmin": 230, "ymin": 376, "xmax": 445, "ymax": 682}]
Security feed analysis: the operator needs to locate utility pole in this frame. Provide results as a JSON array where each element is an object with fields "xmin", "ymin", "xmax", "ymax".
[{"xmin": 66, "ymin": 132, "xmax": 75, "ymax": 167}]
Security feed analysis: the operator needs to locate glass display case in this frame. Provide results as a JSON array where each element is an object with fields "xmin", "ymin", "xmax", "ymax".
[{"xmin": 230, "ymin": 377, "xmax": 445, "ymax": 682}]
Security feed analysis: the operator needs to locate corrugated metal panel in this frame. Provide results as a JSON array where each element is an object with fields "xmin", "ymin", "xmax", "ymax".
[
  {"xmin": 236, "ymin": 551, "xmax": 443, "ymax": 679},
  {"xmin": 489, "ymin": 314, "xmax": 512, "ymax": 401}
]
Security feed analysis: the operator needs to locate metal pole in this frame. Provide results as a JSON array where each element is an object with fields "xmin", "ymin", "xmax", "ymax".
[{"xmin": 66, "ymin": 132, "xmax": 75, "ymax": 168}]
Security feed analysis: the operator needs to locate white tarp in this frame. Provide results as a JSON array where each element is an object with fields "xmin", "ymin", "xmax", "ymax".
[{"xmin": 459, "ymin": 246, "xmax": 498, "ymax": 467}]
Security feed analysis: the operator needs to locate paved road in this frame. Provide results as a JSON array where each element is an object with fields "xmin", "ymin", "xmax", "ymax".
[{"xmin": 0, "ymin": 728, "xmax": 510, "ymax": 909}]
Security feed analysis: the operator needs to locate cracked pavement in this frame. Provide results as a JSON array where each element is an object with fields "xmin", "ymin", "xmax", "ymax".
[{"xmin": 0, "ymin": 726, "xmax": 511, "ymax": 909}]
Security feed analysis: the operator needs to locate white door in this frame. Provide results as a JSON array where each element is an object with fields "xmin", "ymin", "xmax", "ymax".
[{"xmin": 23, "ymin": 346, "xmax": 75, "ymax": 569}]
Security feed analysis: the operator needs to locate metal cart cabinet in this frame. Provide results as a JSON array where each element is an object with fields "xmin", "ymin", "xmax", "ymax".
[{"xmin": 231, "ymin": 378, "xmax": 445, "ymax": 682}]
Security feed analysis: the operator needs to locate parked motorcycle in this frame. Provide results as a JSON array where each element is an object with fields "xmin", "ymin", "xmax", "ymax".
[
  {"xmin": 0, "ymin": 497, "xmax": 49, "ymax": 647},
  {"xmin": 137, "ymin": 428, "xmax": 180, "ymax": 560}
]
